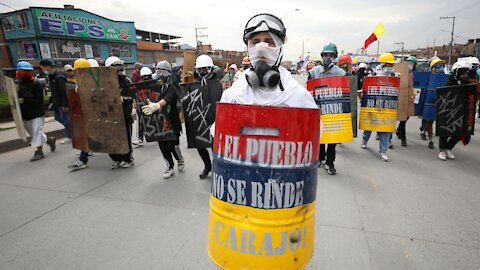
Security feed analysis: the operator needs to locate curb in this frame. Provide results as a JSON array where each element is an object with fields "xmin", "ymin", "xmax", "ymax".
[{"xmin": 0, "ymin": 129, "xmax": 66, "ymax": 154}]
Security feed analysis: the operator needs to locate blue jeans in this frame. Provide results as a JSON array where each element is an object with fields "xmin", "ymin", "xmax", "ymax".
[
  {"xmin": 363, "ymin": 131, "xmax": 390, "ymax": 154},
  {"xmin": 54, "ymin": 106, "xmax": 71, "ymax": 139}
]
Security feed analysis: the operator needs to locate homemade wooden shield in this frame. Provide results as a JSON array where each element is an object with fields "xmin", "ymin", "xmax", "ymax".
[
  {"xmin": 307, "ymin": 76, "xmax": 353, "ymax": 144},
  {"xmin": 435, "ymin": 84, "xmax": 477, "ymax": 137},
  {"xmin": 75, "ymin": 67, "xmax": 129, "ymax": 154},
  {"xmin": 5, "ymin": 77, "xmax": 27, "ymax": 141},
  {"xmin": 348, "ymin": 75, "xmax": 359, "ymax": 137},
  {"xmin": 413, "ymin": 71, "xmax": 430, "ymax": 116},
  {"xmin": 359, "ymin": 76, "xmax": 400, "ymax": 132},
  {"xmin": 67, "ymin": 83, "xmax": 89, "ymax": 152},
  {"xmin": 181, "ymin": 50, "xmax": 196, "ymax": 84},
  {"xmin": 209, "ymin": 103, "xmax": 320, "ymax": 270},
  {"xmin": 422, "ymin": 73, "xmax": 449, "ymax": 121},
  {"xmin": 394, "ymin": 63, "xmax": 415, "ymax": 121},
  {"xmin": 130, "ymin": 80, "xmax": 177, "ymax": 142},
  {"xmin": 180, "ymin": 80, "xmax": 222, "ymax": 148}
]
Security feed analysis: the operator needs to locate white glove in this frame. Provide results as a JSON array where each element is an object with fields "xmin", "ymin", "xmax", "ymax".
[{"xmin": 141, "ymin": 99, "xmax": 160, "ymax": 115}]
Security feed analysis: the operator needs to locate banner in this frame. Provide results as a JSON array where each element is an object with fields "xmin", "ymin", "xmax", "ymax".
[
  {"xmin": 307, "ymin": 76, "xmax": 353, "ymax": 144},
  {"xmin": 129, "ymin": 80, "xmax": 177, "ymax": 142},
  {"xmin": 359, "ymin": 76, "xmax": 400, "ymax": 132},
  {"xmin": 67, "ymin": 83, "xmax": 89, "ymax": 151},
  {"xmin": 394, "ymin": 63, "xmax": 415, "ymax": 120},
  {"xmin": 209, "ymin": 103, "xmax": 320, "ymax": 269},
  {"xmin": 75, "ymin": 67, "xmax": 129, "ymax": 154},
  {"xmin": 5, "ymin": 77, "xmax": 27, "ymax": 142},
  {"xmin": 435, "ymin": 84, "xmax": 477, "ymax": 137},
  {"xmin": 32, "ymin": 8, "xmax": 136, "ymax": 43},
  {"xmin": 180, "ymin": 80, "xmax": 223, "ymax": 148}
]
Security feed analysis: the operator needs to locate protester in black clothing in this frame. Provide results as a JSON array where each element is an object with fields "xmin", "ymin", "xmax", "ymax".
[
  {"xmin": 105, "ymin": 56, "xmax": 135, "ymax": 169},
  {"xmin": 16, "ymin": 61, "xmax": 56, "ymax": 161},
  {"xmin": 142, "ymin": 60, "xmax": 184, "ymax": 179},
  {"xmin": 437, "ymin": 60, "xmax": 472, "ymax": 161},
  {"xmin": 39, "ymin": 59, "xmax": 71, "ymax": 144}
]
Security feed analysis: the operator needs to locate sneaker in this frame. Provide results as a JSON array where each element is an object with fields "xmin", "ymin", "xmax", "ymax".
[
  {"xmin": 47, "ymin": 136, "xmax": 56, "ymax": 152},
  {"xmin": 318, "ymin": 160, "xmax": 326, "ymax": 168},
  {"xmin": 68, "ymin": 161, "xmax": 88, "ymax": 170},
  {"xmin": 325, "ymin": 164, "xmax": 337, "ymax": 175},
  {"xmin": 111, "ymin": 161, "xmax": 121, "ymax": 169},
  {"xmin": 388, "ymin": 142, "xmax": 394, "ymax": 149},
  {"xmin": 163, "ymin": 169, "xmax": 174, "ymax": 179},
  {"xmin": 401, "ymin": 140, "xmax": 407, "ymax": 147},
  {"xmin": 177, "ymin": 159, "xmax": 185, "ymax": 171},
  {"xmin": 61, "ymin": 138, "xmax": 72, "ymax": 144},
  {"xmin": 438, "ymin": 151, "xmax": 447, "ymax": 161},
  {"xmin": 199, "ymin": 169, "xmax": 211, "ymax": 179},
  {"xmin": 30, "ymin": 150, "xmax": 44, "ymax": 162},
  {"xmin": 420, "ymin": 133, "xmax": 427, "ymax": 141},
  {"xmin": 121, "ymin": 160, "xmax": 135, "ymax": 168},
  {"xmin": 132, "ymin": 140, "xmax": 143, "ymax": 146},
  {"xmin": 361, "ymin": 140, "xmax": 367, "ymax": 149},
  {"xmin": 428, "ymin": 141, "xmax": 434, "ymax": 149},
  {"xmin": 380, "ymin": 153, "xmax": 389, "ymax": 162},
  {"xmin": 446, "ymin": 150, "xmax": 455, "ymax": 159}
]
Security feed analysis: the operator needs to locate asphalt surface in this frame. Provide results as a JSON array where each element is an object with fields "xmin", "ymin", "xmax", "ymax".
[{"xmin": 0, "ymin": 116, "xmax": 479, "ymax": 270}]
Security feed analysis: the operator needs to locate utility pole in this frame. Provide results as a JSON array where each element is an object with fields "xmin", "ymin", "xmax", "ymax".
[
  {"xmin": 195, "ymin": 27, "xmax": 208, "ymax": 55},
  {"xmin": 395, "ymin": 42, "xmax": 405, "ymax": 61},
  {"xmin": 440, "ymin": 16, "xmax": 455, "ymax": 67},
  {"xmin": 302, "ymin": 40, "xmax": 304, "ymax": 60}
]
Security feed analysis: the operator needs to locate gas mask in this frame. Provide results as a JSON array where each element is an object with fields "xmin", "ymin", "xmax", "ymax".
[
  {"xmin": 113, "ymin": 64, "xmax": 126, "ymax": 76},
  {"xmin": 245, "ymin": 36, "xmax": 283, "ymax": 89},
  {"xmin": 322, "ymin": 57, "xmax": 334, "ymax": 69},
  {"xmin": 382, "ymin": 65, "xmax": 394, "ymax": 74},
  {"xmin": 433, "ymin": 65, "xmax": 445, "ymax": 74}
]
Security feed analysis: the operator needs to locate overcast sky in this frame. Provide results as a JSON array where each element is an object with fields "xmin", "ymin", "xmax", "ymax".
[{"xmin": 2, "ymin": 0, "xmax": 480, "ymax": 61}]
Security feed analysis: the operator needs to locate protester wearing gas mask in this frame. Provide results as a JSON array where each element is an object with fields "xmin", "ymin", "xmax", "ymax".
[
  {"xmin": 105, "ymin": 56, "xmax": 135, "ymax": 169},
  {"xmin": 218, "ymin": 13, "xmax": 316, "ymax": 109},
  {"xmin": 141, "ymin": 60, "xmax": 184, "ymax": 179}
]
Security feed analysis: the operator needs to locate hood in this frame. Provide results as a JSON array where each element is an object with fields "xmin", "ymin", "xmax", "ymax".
[{"xmin": 225, "ymin": 66, "xmax": 303, "ymax": 106}]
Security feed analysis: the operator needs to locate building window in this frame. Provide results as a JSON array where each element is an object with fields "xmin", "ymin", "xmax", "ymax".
[
  {"xmin": 2, "ymin": 16, "xmax": 14, "ymax": 31},
  {"xmin": 90, "ymin": 43, "xmax": 101, "ymax": 58},
  {"xmin": 49, "ymin": 39, "xmax": 85, "ymax": 59},
  {"xmin": 16, "ymin": 41, "xmax": 38, "ymax": 59},
  {"xmin": 109, "ymin": 44, "xmax": 132, "ymax": 58},
  {"xmin": 16, "ymin": 12, "xmax": 29, "ymax": 29}
]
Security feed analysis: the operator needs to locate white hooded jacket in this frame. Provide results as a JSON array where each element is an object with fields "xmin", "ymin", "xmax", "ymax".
[{"xmin": 220, "ymin": 66, "xmax": 317, "ymax": 108}]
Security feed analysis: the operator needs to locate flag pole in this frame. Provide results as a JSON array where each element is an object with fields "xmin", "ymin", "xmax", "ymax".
[{"xmin": 376, "ymin": 39, "xmax": 380, "ymax": 56}]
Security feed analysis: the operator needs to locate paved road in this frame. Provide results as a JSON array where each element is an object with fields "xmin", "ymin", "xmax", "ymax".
[{"xmin": 0, "ymin": 116, "xmax": 479, "ymax": 270}]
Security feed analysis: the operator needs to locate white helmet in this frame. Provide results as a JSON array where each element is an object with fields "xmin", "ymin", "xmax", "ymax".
[
  {"xmin": 140, "ymin": 67, "xmax": 152, "ymax": 76},
  {"xmin": 229, "ymin": 64, "xmax": 238, "ymax": 72},
  {"xmin": 467, "ymin": 57, "xmax": 479, "ymax": 68},
  {"xmin": 451, "ymin": 60, "xmax": 471, "ymax": 72},
  {"xmin": 195, "ymin": 55, "xmax": 214, "ymax": 69},
  {"xmin": 359, "ymin": 63, "xmax": 367, "ymax": 68},
  {"xmin": 87, "ymin": 59, "xmax": 99, "ymax": 67},
  {"xmin": 156, "ymin": 60, "xmax": 172, "ymax": 72},
  {"xmin": 105, "ymin": 56, "xmax": 123, "ymax": 67}
]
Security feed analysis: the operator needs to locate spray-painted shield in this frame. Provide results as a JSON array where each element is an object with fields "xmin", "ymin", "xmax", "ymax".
[
  {"xmin": 307, "ymin": 76, "xmax": 354, "ymax": 144},
  {"xmin": 359, "ymin": 76, "xmax": 400, "ymax": 132},
  {"xmin": 413, "ymin": 71, "xmax": 430, "ymax": 116},
  {"xmin": 208, "ymin": 103, "xmax": 320, "ymax": 270}
]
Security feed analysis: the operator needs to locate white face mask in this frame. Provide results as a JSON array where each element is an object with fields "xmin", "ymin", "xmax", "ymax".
[
  {"xmin": 382, "ymin": 66, "xmax": 394, "ymax": 73},
  {"xmin": 248, "ymin": 42, "xmax": 281, "ymax": 67}
]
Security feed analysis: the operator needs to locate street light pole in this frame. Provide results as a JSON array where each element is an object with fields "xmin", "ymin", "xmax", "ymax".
[
  {"xmin": 281, "ymin": 8, "xmax": 300, "ymax": 19},
  {"xmin": 195, "ymin": 27, "xmax": 208, "ymax": 55},
  {"xmin": 440, "ymin": 16, "xmax": 455, "ymax": 67},
  {"xmin": 395, "ymin": 42, "xmax": 404, "ymax": 61}
]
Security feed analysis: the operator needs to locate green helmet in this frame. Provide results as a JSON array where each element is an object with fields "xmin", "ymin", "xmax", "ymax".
[
  {"xmin": 406, "ymin": 56, "xmax": 417, "ymax": 63},
  {"xmin": 321, "ymin": 42, "xmax": 338, "ymax": 57}
]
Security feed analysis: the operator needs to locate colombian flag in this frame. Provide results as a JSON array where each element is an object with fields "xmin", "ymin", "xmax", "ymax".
[{"xmin": 361, "ymin": 23, "xmax": 385, "ymax": 50}]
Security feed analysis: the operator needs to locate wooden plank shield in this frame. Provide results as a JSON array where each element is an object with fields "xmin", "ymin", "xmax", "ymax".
[
  {"xmin": 348, "ymin": 75, "xmax": 358, "ymax": 137},
  {"xmin": 180, "ymin": 80, "xmax": 222, "ymax": 148},
  {"xmin": 307, "ymin": 76, "xmax": 353, "ymax": 144},
  {"xmin": 359, "ymin": 76, "xmax": 400, "ymax": 132},
  {"xmin": 5, "ymin": 77, "xmax": 27, "ymax": 141},
  {"xmin": 394, "ymin": 63, "xmax": 415, "ymax": 121},
  {"xmin": 67, "ymin": 83, "xmax": 89, "ymax": 151},
  {"xmin": 129, "ymin": 80, "xmax": 177, "ymax": 142},
  {"xmin": 435, "ymin": 84, "xmax": 477, "ymax": 137},
  {"xmin": 75, "ymin": 67, "xmax": 129, "ymax": 154}
]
